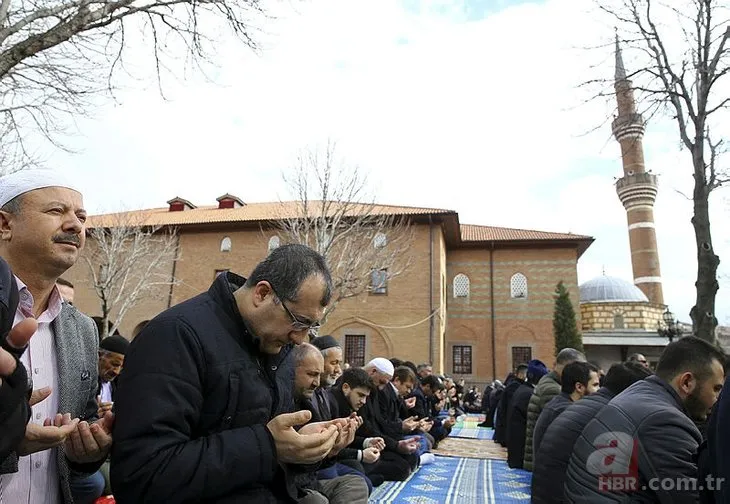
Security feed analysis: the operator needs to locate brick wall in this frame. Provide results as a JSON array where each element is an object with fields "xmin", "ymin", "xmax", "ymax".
[{"xmin": 580, "ymin": 301, "xmax": 664, "ymax": 331}]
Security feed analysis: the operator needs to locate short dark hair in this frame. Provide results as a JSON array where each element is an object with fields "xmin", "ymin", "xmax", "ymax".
[
  {"xmin": 515, "ymin": 364, "xmax": 529, "ymax": 374},
  {"xmin": 0, "ymin": 195, "xmax": 22, "ymax": 214},
  {"xmin": 556, "ymin": 348, "xmax": 586, "ymax": 365},
  {"xmin": 340, "ymin": 367, "xmax": 372, "ymax": 391},
  {"xmin": 390, "ymin": 357, "xmax": 403, "ymax": 368},
  {"xmin": 560, "ymin": 361, "xmax": 598, "ymax": 394},
  {"xmin": 56, "ymin": 277, "xmax": 74, "ymax": 288},
  {"xmin": 421, "ymin": 375, "xmax": 444, "ymax": 391},
  {"xmin": 402, "ymin": 361, "xmax": 418, "ymax": 375},
  {"xmin": 603, "ymin": 361, "xmax": 652, "ymax": 395},
  {"xmin": 393, "ymin": 366, "xmax": 416, "ymax": 384},
  {"xmin": 655, "ymin": 336, "xmax": 727, "ymax": 382},
  {"xmin": 245, "ymin": 243, "xmax": 332, "ymax": 307}
]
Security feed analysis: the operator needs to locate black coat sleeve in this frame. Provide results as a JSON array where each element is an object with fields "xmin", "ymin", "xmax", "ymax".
[
  {"xmin": 0, "ymin": 359, "xmax": 30, "ymax": 461},
  {"xmin": 110, "ymin": 318, "xmax": 279, "ymax": 503}
]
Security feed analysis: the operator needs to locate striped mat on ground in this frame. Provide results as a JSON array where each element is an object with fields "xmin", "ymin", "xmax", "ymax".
[
  {"xmin": 450, "ymin": 414, "xmax": 493, "ymax": 440},
  {"xmin": 368, "ymin": 456, "xmax": 531, "ymax": 503}
]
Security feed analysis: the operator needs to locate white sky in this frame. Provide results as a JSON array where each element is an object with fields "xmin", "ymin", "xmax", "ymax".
[{"xmin": 37, "ymin": 0, "xmax": 730, "ymax": 323}]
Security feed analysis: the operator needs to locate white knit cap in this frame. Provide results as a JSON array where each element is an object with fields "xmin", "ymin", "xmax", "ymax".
[
  {"xmin": 0, "ymin": 169, "xmax": 82, "ymax": 207},
  {"xmin": 367, "ymin": 357, "xmax": 394, "ymax": 377}
]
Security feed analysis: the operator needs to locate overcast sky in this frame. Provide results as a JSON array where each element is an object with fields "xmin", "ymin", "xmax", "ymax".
[{"xmin": 38, "ymin": 0, "xmax": 730, "ymax": 324}]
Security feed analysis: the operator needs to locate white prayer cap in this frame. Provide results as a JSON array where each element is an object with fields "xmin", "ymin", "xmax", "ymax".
[
  {"xmin": 367, "ymin": 357, "xmax": 394, "ymax": 377},
  {"xmin": 0, "ymin": 169, "xmax": 82, "ymax": 208}
]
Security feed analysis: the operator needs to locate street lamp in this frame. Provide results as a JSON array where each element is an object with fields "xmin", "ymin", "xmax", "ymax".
[{"xmin": 658, "ymin": 308, "xmax": 683, "ymax": 343}]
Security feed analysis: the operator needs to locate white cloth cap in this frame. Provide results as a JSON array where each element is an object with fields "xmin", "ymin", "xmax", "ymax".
[
  {"xmin": 0, "ymin": 169, "xmax": 82, "ymax": 207},
  {"xmin": 367, "ymin": 357, "xmax": 394, "ymax": 377}
]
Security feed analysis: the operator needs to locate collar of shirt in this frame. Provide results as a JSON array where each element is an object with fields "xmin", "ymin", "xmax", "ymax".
[
  {"xmin": 390, "ymin": 381, "xmax": 399, "ymax": 396},
  {"xmin": 14, "ymin": 275, "xmax": 63, "ymax": 323}
]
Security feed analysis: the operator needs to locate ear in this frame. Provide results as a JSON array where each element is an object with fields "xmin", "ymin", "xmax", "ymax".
[
  {"xmin": 251, "ymin": 281, "xmax": 274, "ymax": 307},
  {"xmin": 342, "ymin": 383, "xmax": 351, "ymax": 394},
  {"xmin": 677, "ymin": 371, "xmax": 696, "ymax": 395},
  {"xmin": 0, "ymin": 210, "xmax": 13, "ymax": 241},
  {"xmin": 575, "ymin": 382, "xmax": 586, "ymax": 395}
]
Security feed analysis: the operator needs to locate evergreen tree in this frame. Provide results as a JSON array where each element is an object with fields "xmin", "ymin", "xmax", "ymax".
[{"xmin": 553, "ymin": 281, "xmax": 583, "ymax": 354}]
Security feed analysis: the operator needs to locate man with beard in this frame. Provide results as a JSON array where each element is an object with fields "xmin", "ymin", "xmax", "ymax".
[
  {"xmin": 565, "ymin": 336, "xmax": 726, "ymax": 503},
  {"xmin": 291, "ymin": 344, "xmax": 369, "ymax": 504},
  {"xmin": 308, "ymin": 336, "xmax": 342, "ymax": 422}
]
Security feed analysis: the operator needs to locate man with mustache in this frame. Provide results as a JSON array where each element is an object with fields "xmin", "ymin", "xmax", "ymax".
[
  {"xmin": 0, "ymin": 170, "xmax": 112, "ymax": 504},
  {"xmin": 292, "ymin": 343, "xmax": 369, "ymax": 503},
  {"xmin": 565, "ymin": 336, "xmax": 726, "ymax": 503}
]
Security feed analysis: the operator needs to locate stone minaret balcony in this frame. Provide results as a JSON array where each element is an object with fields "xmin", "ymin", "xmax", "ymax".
[
  {"xmin": 615, "ymin": 172, "xmax": 659, "ymax": 210},
  {"xmin": 612, "ymin": 112, "xmax": 645, "ymax": 142}
]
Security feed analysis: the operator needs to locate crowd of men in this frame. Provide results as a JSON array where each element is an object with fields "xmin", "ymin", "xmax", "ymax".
[{"xmin": 1, "ymin": 169, "xmax": 730, "ymax": 503}]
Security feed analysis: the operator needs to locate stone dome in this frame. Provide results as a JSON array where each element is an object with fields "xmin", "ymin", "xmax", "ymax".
[{"xmin": 579, "ymin": 276, "xmax": 649, "ymax": 304}]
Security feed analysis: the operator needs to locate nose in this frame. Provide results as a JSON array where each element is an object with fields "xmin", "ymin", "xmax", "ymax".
[{"xmin": 62, "ymin": 212, "xmax": 84, "ymax": 233}]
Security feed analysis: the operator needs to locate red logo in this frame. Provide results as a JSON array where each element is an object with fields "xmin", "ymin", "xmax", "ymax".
[{"xmin": 586, "ymin": 432, "xmax": 639, "ymax": 491}]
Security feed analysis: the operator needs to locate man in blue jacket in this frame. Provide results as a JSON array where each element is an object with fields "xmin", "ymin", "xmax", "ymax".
[{"xmin": 111, "ymin": 244, "xmax": 344, "ymax": 503}]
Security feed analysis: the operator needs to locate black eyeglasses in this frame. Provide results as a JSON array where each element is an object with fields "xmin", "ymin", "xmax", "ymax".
[{"xmin": 269, "ymin": 283, "xmax": 321, "ymax": 336}]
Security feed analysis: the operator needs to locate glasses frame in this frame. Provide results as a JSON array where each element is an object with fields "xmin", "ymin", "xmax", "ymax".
[{"xmin": 269, "ymin": 282, "xmax": 321, "ymax": 336}]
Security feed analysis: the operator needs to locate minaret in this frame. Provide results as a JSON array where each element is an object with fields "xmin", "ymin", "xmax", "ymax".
[{"xmin": 612, "ymin": 36, "xmax": 664, "ymax": 305}]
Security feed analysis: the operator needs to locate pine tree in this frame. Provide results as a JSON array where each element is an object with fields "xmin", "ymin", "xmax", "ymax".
[{"xmin": 553, "ymin": 281, "xmax": 583, "ymax": 355}]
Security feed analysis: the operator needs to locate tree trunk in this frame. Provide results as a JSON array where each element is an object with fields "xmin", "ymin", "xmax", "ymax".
[{"xmin": 690, "ymin": 145, "xmax": 720, "ymax": 342}]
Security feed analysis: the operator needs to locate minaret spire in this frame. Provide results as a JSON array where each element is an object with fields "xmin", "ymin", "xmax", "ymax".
[
  {"xmin": 615, "ymin": 32, "xmax": 627, "ymax": 81},
  {"xmin": 611, "ymin": 33, "xmax": 665, "ymax": 306}
]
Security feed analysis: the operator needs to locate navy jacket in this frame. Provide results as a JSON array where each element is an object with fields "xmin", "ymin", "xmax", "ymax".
[
  {"xmin": 532, "ymin": 392, "xmax": 572, "ymax": 458},
  {"xmin": 111, "ymin": 272, "xmax": 298, "ymax": 503},
  {"xmin": 531, "ymin": 387, "xmax": 613, "ymax": 504}
]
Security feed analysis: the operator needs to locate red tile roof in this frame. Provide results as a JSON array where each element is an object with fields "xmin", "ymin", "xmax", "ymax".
[
  {"xmin": 460, "ymin": 224, "xmax": 592, "ymax": 242},
  {"xmin": 86, "ymin": 201, "xmax": 455, "ymax": 228}
]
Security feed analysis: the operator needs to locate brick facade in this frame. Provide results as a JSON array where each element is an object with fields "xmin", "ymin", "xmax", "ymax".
[{"xmin": 64, "ymin": 204, "xmax": 592, "ymax": 384}]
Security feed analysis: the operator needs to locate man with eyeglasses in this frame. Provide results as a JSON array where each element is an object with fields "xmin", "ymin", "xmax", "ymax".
[{"xmin": 111, "ymin": 244, "xmax": 346, "ymax": 503}]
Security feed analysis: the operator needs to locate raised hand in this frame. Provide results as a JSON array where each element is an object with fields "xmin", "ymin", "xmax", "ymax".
[
  {"xmin": 267, "ymin": 410, "xmax": 339, "ymax": 464},
  {"xmin": 64, "ymin": 411, "xmax": 114, "ymax": 464}
]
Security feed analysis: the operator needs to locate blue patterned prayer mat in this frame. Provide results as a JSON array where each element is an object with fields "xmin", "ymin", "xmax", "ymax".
[
  {"xmin": 448, "ymin": 426, "xmax": 494, "ymax": 440},
  {"xmin": 368, "ymin": 456, "xmax": 531, "ymax": 503}
]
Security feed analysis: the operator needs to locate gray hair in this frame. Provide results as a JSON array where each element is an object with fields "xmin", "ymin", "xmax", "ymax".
[
  {"xmin": 321, "ymin": 346, "xmax": 341, "ymax": 358},
  {"xmin": 556, "ymin": 348, "xmax": 586, "ymax": 365},
  {"xmin": 0, "ymin": 195, "xmax": 22, "ymax": 214},
  {"xmin": 292, "ymin": 343, "xmax": 322, "ymax": 366}
]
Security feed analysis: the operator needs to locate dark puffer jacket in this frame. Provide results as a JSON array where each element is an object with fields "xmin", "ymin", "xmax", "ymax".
[
  {"xmin": 111, "ymin": 273, "xmax": 299, "ymax": 503},
  {"xmin": 524, "ymin": 371, "xmax": 560, "ymax": 471},
  {"xmin": 530, "ymin": 387, "xmax": 614, "ymax": 504},
  {"xmin": 564, "ymin": 376, "xmax": 702, "ymax": 503}
]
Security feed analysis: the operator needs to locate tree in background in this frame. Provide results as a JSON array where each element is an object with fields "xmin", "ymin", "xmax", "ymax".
[{"xmin": 553, "ymin": 281, "xmax": 583, "ymax": 354}]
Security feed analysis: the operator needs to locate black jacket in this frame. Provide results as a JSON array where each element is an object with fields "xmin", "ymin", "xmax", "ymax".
[
  {"xmin": 110, "ymin": 272, "xmax": 298, "ymax": 503},
  {"xmin": 0, "ymin": 256, "xmax": 29, "ymax": 461},
  {"xmin": 356, "ymin": 385, "xmax": 401, "ymax": 452},
  {"xmin": 532, "ymin": 392, "xmax": 572, "ymax": 458},
  {"xmin": 565, "ymin": 376, "xmax": 702, "ymax": 503},
  {"xmin": 702, "ymin": 375, "xmax": 730, "ymax": 504},
  {"xmin": 531, "ymin": 387, "xmax": 613, "ymax": 504},
  {"xmin": 495, "ymin": 376, "xmax": 522, "ymax": 446},
  {"xmin": 506, "ymin": 382, "xmax": 534, "ymax": 469}
]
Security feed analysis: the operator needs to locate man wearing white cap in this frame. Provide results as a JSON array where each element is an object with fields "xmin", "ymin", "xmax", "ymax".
[
  {"xmin": 352, "ymin": 358, "xmax": 420, "ymax": 481},
  {"xmin": 0, "ymin": 170, "xmax": 112, "ymax": 504}
]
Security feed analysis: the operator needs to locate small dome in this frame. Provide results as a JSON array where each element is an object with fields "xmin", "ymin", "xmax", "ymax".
[{"xmin": 579, "ymin": 276, "xmax": 649, "ymax": 304}]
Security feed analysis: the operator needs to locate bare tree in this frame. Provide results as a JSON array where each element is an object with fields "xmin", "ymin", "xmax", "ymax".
[
  {"xmin": 0, "ymin": 0, "xmax": 265, "ymax": 170},
  {"xmin": 275, "ymin": 141, "xmax": 415, "ymax": 322},
  {"xmin": 592, "ymin": 0, "xmax": 730, "ymax": 341},
  {"xmin": 84, "ymin": 214, "xmax": 179, "ymax": 338}
]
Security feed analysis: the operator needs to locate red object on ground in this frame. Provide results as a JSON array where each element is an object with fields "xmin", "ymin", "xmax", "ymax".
[{"xmin": 94, "ymin": 497, "xmax": 115, "ymax": 504}]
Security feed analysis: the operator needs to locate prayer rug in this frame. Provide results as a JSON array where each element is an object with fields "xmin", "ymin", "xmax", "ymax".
[
  {"xmin": 432, "ymin": 437, "xmax": 507, "ymax": 461},
  {"xmin": 368, "ymin": 456, "xmax": 531, "ymax": 503},
  {"xmin": 448, "ymin": 426, "xmax": 494, "ymax": 440}
]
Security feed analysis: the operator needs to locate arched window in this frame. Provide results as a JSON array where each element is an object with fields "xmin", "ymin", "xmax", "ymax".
[
  {"xmin": 510, "ymin": 273, "xmax": 528, "ymax": 299},
  {"xmin": 613, "ymin": 312, "xmax": 625, "ymax": 329},
  {"xmin": 220, "ymin": 236, "xmax": 232, "ymax": 252},
  {"xmin": 373, "ymin": 232, "xmax": 387, "ymax": 248},
  {"xmin": 268, "ymin": 236, "xmax": 280, "ymax": 253},
  {"xmin": 453, "ymin": 274, "xmax": 470, "ymax": 298}
]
